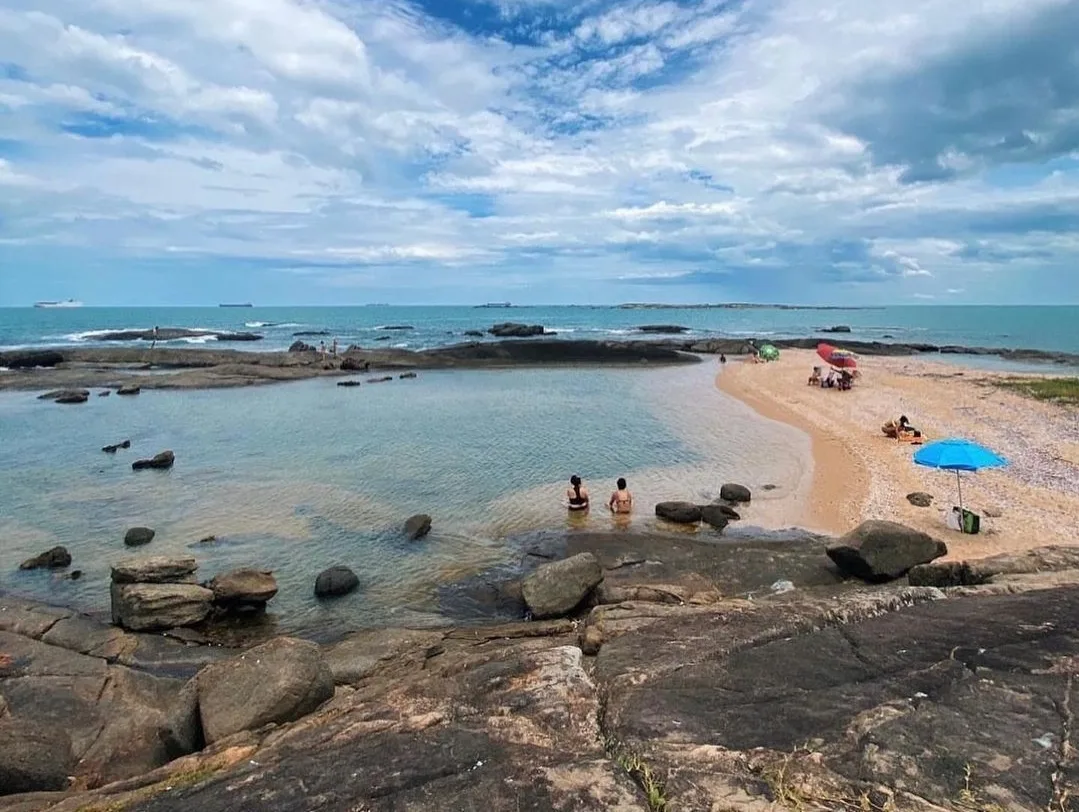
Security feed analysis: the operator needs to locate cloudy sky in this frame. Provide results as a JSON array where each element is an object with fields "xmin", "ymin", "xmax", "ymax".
[{"xmin": 1, "ymin": 0, "xmax": 1077, "ymax": 305}]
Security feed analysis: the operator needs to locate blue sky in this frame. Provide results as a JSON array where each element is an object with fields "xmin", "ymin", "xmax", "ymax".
[{"xmin": 1, "ymin": 0, "xmax": 1078, "ymax": 305}]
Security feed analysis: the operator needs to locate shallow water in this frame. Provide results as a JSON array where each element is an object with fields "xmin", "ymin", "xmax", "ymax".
[{"xmin": 0, "ymin": 363, "xmax": 811, "ymax": 632}]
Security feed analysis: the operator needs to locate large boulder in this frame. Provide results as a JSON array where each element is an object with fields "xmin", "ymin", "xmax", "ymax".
[
  {"xmin": 0, "ymin": 718, "xmax": 75, "ymax": 795},
  {"xmin": 698, "ymin": 505, "xmax": 731, "ymax": 531},
  {"xmin": 404, "ymin": 514, "xmax": 432, "ymax": 540},
  {"xmin": 209, "ymin": 569, "xmax": 278, "ymax": 611},
  {"xmin": 111, "ymin": 583, "xmax": 214, "ymax": 631},
  {"xmin": 655, "ymin": 501, "xmax": 702, "ymax": 524},
  {"xmin": 124, "ymin": 526, "xmax": 156, "ymax": 547},
  {"xmin": 521, "ymin": 553, "xmax": 603, "ymax": 619},
  {"xmin": 719, "ymin": 483, "xmax": 752, "ymax": 503},
  {"xmin": 288, "ymin": 340, "xmax": 315, "ymax": 352},
  {"xmin": 827, "ymin": 520, "xmax": 947, "ymax": 582},
  {"xmin": 19, "ymin": 545, "xmax": 72, "ymax": 570},
  {"xmin": 194, "ymin": 637, "xmax": 334, "ymax": 744},
  {"xmin": 111, "ymin": 555, "xmax": 198, "ymax": 584},
  {"xmin": 0, "ymin": 350, "xmax": 64, "ymax": 369},
  {"xmin": 132, "ymin": 450, "xmax": 175, "ymax": 470},
  {"xmin": 315, "ymin": 566, "xmax": 360, "ymax": 598},
  {"xmin": 487, "ymin": 322, "xmax": 545, "ymax": 338}
]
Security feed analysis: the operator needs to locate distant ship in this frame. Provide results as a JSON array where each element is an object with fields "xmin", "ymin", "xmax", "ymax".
[
  {"xmin": 219, "ymin": 303, "xmax": 253, "ymax": 308},
  {"xmin": 475, "ymin": 302, "xmax": 512, "ymax": 308},
  {"xmin": 34, "ymin": 299, "xmax": 83, "ymax": 308}
]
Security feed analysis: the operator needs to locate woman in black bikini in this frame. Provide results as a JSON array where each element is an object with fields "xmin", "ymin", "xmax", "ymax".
[{"xmin": 566, "ymin": 475, "xmax": 590, "ymax": 511}]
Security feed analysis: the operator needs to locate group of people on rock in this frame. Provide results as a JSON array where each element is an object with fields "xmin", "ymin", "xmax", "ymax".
[{"xmin": 565, "ymin": 475, "xmax": 633, "ymax": 514}]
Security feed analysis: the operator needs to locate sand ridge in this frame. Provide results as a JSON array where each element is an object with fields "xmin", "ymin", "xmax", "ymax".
[{"xmin": 717, "ymin": 349, "xmax": 1079, "ymax": 559}]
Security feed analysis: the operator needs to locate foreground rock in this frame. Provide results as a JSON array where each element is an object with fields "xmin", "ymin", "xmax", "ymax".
[
  {"xmin": 315, "ymin": 566, "xmax": 360, "ymax": 598},
  {"xmin": 909, "ymin": 544, "xmax": 1079, "ymax": 588},
  {"xmin": 488, "ymin": 322, "xmax": 545, "ymax": 337},
  {"xmin": 18, "ymin": 545, "xmax": 71, "ymax": 570},
  {"xmin": 655, "ymin": 501, "xmax": 702, "ymax": 524},
  {"xmin": 404, "ymin": 513, "xmax": 432, "ymax": 540},
  {"xmin": 521, "ymin": 552, "xmax": 603, "ymax": 618},
  {"xmin": 124, "ymin": 526, "xmax": 156, "ymax": 547},
  {"xmin": 133, "ymin": 449, "xmax": 175, "ymax": 470},
  {"xmin": 0, "ymin": 717, "xmax": 75, "ymax": 794},
  {"xmin": 111, "ymin": 583, "xmax": 214, "ymax": 631},
  {"xmin": 194, "ymin": 638, "xmax": 334, "ymax": 744},
  {"xmin": 719, "ymin": 482, "xmax": 752, "ymax": 503},
  {"xmin": 209, "ymin": 569, "xmax": 278, "ymax": 612},
  {"xmin": 827, "ymin": 519, "xmax": 947, "ymax": 582}
]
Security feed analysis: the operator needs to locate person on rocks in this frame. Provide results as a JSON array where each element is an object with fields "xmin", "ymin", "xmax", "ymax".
[
  {"xmin": 150, "ymin": 325, "xmax": 159, "ymax": 350},
  {"xmin": 331, "ymin": 338, "xmax": 338, "ymax": 357},
  {"xmin": 566, "ymin": 475, "xmax": 590, "ymax": 512},
  {"xmin": 608, "ymin": 477, "xmax": 633, "ymax": 514},
  {"xmin": 319, "ymin": 341, "xmax": 327, "ymax": 357}
]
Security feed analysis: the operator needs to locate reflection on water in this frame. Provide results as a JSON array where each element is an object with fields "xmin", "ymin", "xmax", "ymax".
[{"xmin": 0, "ymin": 364, "xmax": 813, "ymax": 632}]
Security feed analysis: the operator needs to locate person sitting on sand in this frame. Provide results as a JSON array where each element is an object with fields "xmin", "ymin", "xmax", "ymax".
[
  {"xmin": 608, "ymin": 478, "xmax": 633, "ymax": 514},
  {"xmin": 839, "ymin": 369, "xmax": 853, "ymax": 390},
  {"xmin": 808, "ymin": 366, "xmax": 822, "ymax": 386},
  {"xmin": 823, "ymin": 370, "xmax": 836, "ymax": 388},
  {"xmin": 566, "ymin": 475, "xmax": 589, "ymax": 512}
]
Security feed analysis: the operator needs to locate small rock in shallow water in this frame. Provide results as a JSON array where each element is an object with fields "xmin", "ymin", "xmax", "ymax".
[
  {"xmin": 98, "ymin": 390, "xmax": 111, "ymax": 397},
  {"xmin": 116, "ymin": 384, "xmax": 141, "ymax": 396},
  {"xmin": 19, "ymin": 545, "xmax": 72, "ymax": 570},
  {"xmin": 315, "ymin": 566, "xmax": 360, "ymax": 598},
  {"xmin": 124, "ymin": 527, "xmax": 156, "ymax": 547},
  {"xmin": 720, "ymin": 483, "xmax": 752, "ymax": 503},
  {"xmin": 132, "ymin": 450, "xmax": 174, "ymax": 470},
  {"xmin": 198, "ymin": 535, "xmax": 217, "ymax": 544},
  {"xmin": 698, "ymin": 505, "xmax": 730, "ymax": 531},
  {"xmin": 69, "ymin": 570, "xmax": 82, "ymax": 580},
  {"xmin": 404, "ymin": 514, "xmax": 432, "ymax": 540},
  {"xmin": 655, "ymin": 502, "xmax": 702, "ymax": 524},
  {"xmin": 102, "ymin": 439, "xmax": 131, "ymax": 453},
  {"xmin": 336, "ymin": 380, "xmax": 362, "ymax": 387},
  {"xmin": 399, "ymin": 372, "xmax": 418, "ymax": 379}
]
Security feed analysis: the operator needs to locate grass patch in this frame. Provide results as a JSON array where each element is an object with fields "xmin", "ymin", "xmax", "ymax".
[
  {"xmin": 758, "ymin": 752, "xmax": 894, "ymax": 812},
  {"xmin": 955, "ymin": 763, "xmax": 1007, "ymax": 812},
  {"xmin": 993, "ymin": 377, "xmax": 1079, "ymax": 406},
  {"xmin": 604, "ymin": 737, "xmax": 667, "ymax": 812}
]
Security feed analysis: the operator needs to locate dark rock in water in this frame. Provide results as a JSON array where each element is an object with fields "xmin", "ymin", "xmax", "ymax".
[
  {"xmin": 375, "ymin": 335, "xmax": 392, "ymax": 341},
  {"xmin": 315, "ymin": 566, "xmax": 360, "ymax": 598},
  {"xmin": 132, "ymin": 450, "xmax": 175, "ymax": 470},
  {"xmin": 293, "ymin": 330, "xmax": 331, "ymax": 337},
  {"xmin": 0, "ymin": 349, "xmax": 64, "ymax": 369},
  {"xmin": 655, "ymin": 501, "xmax": 702, "ymax": 524},
  {"xmin": 367, "ymin": 376, "xmax": 393, "ymax": 383},
  {"xmin": 488, "ymin": 322, "xmax": 545, "ymax": 338},
  {"xmin": 215, "ymin": 332, "xmax": 263, "ymax": 342},
  {"xmin": 198, "ymin": 535, "xmax": 217, "ymax": 544},
  {"xmin": 337, "ymin": 380, "xmax": 362, "ymax": 387},
  {"xmin": 404, "ymin": 514, "xmax": 432, "ymax": 540},
  {"xmin": 38, "ymin": 388, "xmax": 90, "ymax": 404},
  {"xmin": 209, "ymin": 569, "xmax": 278, "ymax": 610},
  {"xmin": 636, "ymin": 324, "xmax": 689, "ymax": 334},
  {"xmin": 69, "ymin": 569, "xmax": 82, "ymax": 580},
  {"xmin": 827, "ymin": 520, "xmax": 947, "ymax": 582},
  {"xmin": 124, "ymin": 527, "xmax": 156, "ymax": 547},
  {"xmin": 288, "ymin": 340, "xmax": 315, "ymax": 352},
  {"xmin": 98, "ymin": 390, "xmax": 111, "ymax": 397},
  {"xmin": 381, "ymin": 325, "xmax": 414, "ymax": 331},
  {"xmin": 112, "ymin": 555, "xmax": 198, "ymax": 584},
  {"xmin": 761, "ymin": 483, "xmax": 778, "ymax": 491},
  {"xmin": 19, "ymin": 545, "xmax": 72, "ymax": 570},
  {"xmin": 698, "ymin": 505, "xmax": 731, "ymax": 531},
  {"xmin": 111, "ymin": 582, "xmax": 214, "ymax": 630},
  {"xmin": 719, "ymin": 483, "xmax": 752, "ymax": 503},
  {"xmin": 708, "ymin": 503, "xmax": 741, "ymax": 520},
  {"xmin": 882, "ymin": 334, "xmax": 895, "ymax": 339},
  {"xmin": 102, "ymin": 439, "xmax": 131, "ymax": 453},
  {"xmin": 521, "ymin": 552, "xmax": 603, "ymax": 618},
  {"xmin": 0, "ymin": 718, "xmax": 75, "ymax": 795},
  {"xmin": 116, "ymin": 384, "xmax": 141, "ymax": 396},
  {"xmin": 340, "ymin": 357, "xmax": 369, "ymax": 372},
  {"xmin": 821, "ymin": 325, "xmax": 852, "ymax": 333},
  {"xmin": 93, "ymin": 328, "xmax": 262, "ymax": 342},
  {"xmin": 195, "ymin": 637, "xmax": 334, "ymax": 744},
  {"xmin": 907, "ymin": 491, "xmax": 934, "ymax": 507},
  {"xmin": 464, "ymin": 330, "xmax": 484, "ymax": 337},
  {"xmin": 399, "ymin": 372, "xmax": 418, "ymax": 379}
]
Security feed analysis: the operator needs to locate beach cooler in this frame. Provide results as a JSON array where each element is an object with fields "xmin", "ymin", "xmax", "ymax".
[{"xmin": 947, "ymin": 507, "xmax": 981, "ymax": 534}]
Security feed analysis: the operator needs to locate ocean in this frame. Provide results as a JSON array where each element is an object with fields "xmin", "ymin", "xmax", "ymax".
[
  {"xmin": 3, "ymin": 304, "xmax": 1079, "ymax": 354},
  {"xmin": 1, "ymin": 304, "xmax": 1075, "ymax": 634}
]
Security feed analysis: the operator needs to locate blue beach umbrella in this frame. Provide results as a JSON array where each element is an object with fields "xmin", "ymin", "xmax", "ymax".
[{"xmin": 913, "ymin": 438, "xmax": 1006, "ymax": 512}]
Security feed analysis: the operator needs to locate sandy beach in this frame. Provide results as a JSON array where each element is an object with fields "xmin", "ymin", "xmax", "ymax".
[{"xmin": 718, "ymin": 349, "xmax": 1079, "ymax": 558}]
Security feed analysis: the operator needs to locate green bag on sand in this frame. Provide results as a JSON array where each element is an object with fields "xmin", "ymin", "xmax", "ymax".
[{"xmin": 961, "ymin": 509, "xmax": 980, "ymax": 535}]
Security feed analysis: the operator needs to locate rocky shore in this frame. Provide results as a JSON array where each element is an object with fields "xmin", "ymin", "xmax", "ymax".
[
  {"xmin": 3, "ymin": 525, "xmax": 1079, "ymax": 811},
  {"xmin": 3, "ymin": 333, "xmax": 1076, "ymax": 394}
]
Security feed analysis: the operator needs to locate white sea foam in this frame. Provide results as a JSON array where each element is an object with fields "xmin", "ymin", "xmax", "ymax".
[{"xmin": 180, "ymin": 335, "xmax": 217, "ymax": 344}]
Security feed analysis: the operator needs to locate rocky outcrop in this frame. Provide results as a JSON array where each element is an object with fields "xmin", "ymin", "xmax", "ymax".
[
  {"xmin": 117, "ymin": 384, "xmax": 142, "ymax": 395},
  {"xmin": 111, "ymin": 583, "xmax": 214, "ymax": 631},
  {"xmin": 698, "ymin": 505, "xmax": 730, "ymax": 531},
  {"xmin": 133, "ymin": 449, "xmax": 175, "ymax": 470},
  {"xmin": 208, "ymin": 569, "xmax": 278, "ymax": 612},
  {"xmin": 112, "ymin": 555, "xmax": 198, "ymax": 584},
  {"xmin": 38, "ymin": 388, "xmax": 90, "ymax": 403},
  {"xmin": 827, "ymin": 520, "xmax": 947, "ymax": 582},
  {"xmin": 820, "ymin": 324, "xmax": 852, "ymax": 333},
  {"xmin": 288, "ymin": 340, "xmax": 315, "ymax": 352},
  {"xmin": 487, "ymin": 322, "xmax": 545, "ymax": 337},
  {"xmin": 0, "ymin": 717, "xmax": 75, "ymax": 794},
  {"xmin": 93, "ymin": 328, "xmax": 263, "ymax": 342},
  {"xmin": 340, "ymin": 357, "xmax": 369, "ymax": 371},
  {"xmin": 463, "ymin": 330, "xmax": 484, "ymax": 337},
  {"xmin": 636, "ymin": 324, "xmax": 689, "ymax": 333},
  {"xmin": 906, "ymin": 491, "xmax": 934, "ymax": 507},
  {"xmin": 719, "ymin": 482, "xmax": 752, "ymax": 503},
  {"xmin": 404, "ymin": 514, "xmax": 432, "ymax": 540},
  {"xmin": 655, "ymin": 501, "xmax": 702, "ymax": 524},
  {"xmin": 315, "ymin": 566, "xmax": 360, "ymax": 598},
  {"xmin": 193, "ymin": 638, "xmax": 334, "ymax": 744},
  {"xmin": 909, "ymin": 545, "xmax": 1079, "ymax": 588},
  {"xmin": 293, "ymin": 330, "xmax": 330, "ymax": 337},
  {"xmin": 103, "ymin": 439, "xmax": 131, "ymax": 453},
  {"xmin": 18, "ymin": 545, "xmax": 71, "ymax": 570},
  {"xmin": 0, "ymin": 349, "xmax": 64, "ymax": 369},
  {"xmin": 521, "ymin": 553, "xmax": 603, "ymax": 618},
  {"xmin": 399, "ymin": 371, "xmax": 418, "ymax": 379},
  {"xmin": 124, "ymin": 526, "xmax": 156, "ymax": 547}
]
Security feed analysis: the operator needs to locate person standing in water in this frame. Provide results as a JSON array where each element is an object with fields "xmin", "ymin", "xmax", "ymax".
[
  {"xmin": 566, "ymin": 475, "xmax": 589, "ymax": 511},
  {"xmin": 608, "ymin": 478, "xmax": 633, "ymax": 514},
  {"xmin": 150, "ymin": 326, "xmax": 159, "ymax": 350}
]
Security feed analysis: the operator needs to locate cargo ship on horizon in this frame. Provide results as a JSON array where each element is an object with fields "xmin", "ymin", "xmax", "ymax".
[{"xmin": 33, "ymin": 299, "xmax": 83, "ymax": 308}]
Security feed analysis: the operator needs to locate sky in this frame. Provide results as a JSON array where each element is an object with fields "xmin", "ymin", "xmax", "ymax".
[{"xmin": 1, "ymin": 0, "xmax": 1078, "ymax": 306}]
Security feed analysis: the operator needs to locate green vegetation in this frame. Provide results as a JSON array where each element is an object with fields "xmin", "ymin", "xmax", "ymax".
[
  {"xmin": 758, "ymin": 751, "xmax": 894, "ymax": 811},
  {"xmin": 955, "ymin": 764, "xmax": 1007, "ymax": 812},
  {"xmin": 993, "ymin": 376, "xmax": 1079, "ymax": 406},
  {"xmin": 603, "ymin": 736, "xmax": 667, "ymax": 812}
]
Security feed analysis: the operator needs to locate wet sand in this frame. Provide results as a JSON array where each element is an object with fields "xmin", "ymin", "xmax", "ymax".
[{"xmin": 718, "ymin": 349, "xmax": 1079, "ymax": 559}]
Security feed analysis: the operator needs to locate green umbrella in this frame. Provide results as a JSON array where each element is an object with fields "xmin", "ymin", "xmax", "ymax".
[{"xmin": 758, "ymin": 344, "xmax": 780, "ymax": 361}]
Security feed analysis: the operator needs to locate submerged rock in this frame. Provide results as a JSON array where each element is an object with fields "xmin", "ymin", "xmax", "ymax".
[
  {"xmin": 194, "ymin": 637, "xmax": 334, "ymax": 744},
  {"xmin": 102, "ymin": 439, "xmax": 131, "ymax": 453},
  {"xmin": 698, "ymin": 505, "xmax": 731, "ymax": 531},
  {"xmin": 655, "ymin": 501, "xmax": 702, "ymax": 524},
  {"xmin": 132, "ymin": 450, "xmax": 175, "ymax": 470},
  {"xmin": 404, "ymin": 514, "xmax": 432, "ymax": 540},
  {"xmin": 19, "ymin": 545, "xmax": 72, "ymax": 570},
  {"xmin": 124, "ymin": 527, "xmax": 156, "ymax": 547},
  {"xmin": 116, "ymin": 384, "xmax": 141, "ymax": 396},
  {"xmin": 521, "ymin": 552, "xmax": 603, "ymax": 618},
  {"xmin": 827, "ymin": 520, "xmax": 947, "ymax": 582},
  {"xmin": 315, "ymin": 566, "xmax": 360, "ymax": 598},
  {"xmin": 719, "ymin": 483, "xmax": 752, "ymax": 503}
]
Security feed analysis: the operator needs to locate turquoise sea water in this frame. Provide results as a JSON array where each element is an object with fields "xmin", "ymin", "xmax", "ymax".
[{"xmin": 2, "ymin": 304, "xmax": 1078, "ymax": 354}]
